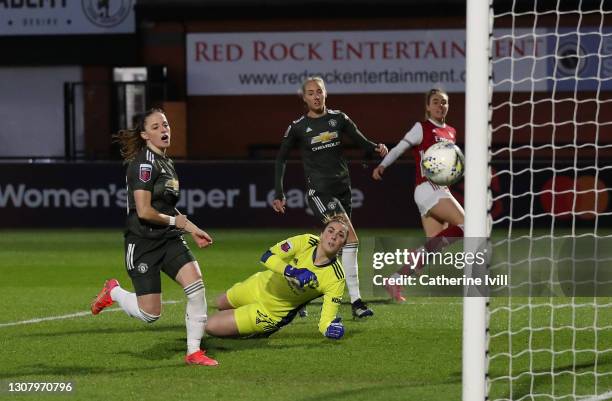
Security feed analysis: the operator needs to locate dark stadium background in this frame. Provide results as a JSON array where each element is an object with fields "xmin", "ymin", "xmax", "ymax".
[
  {"xmin": 1, "ymin": 0, "xmax": 609, "ymax": 228},
  {"xmin": 2, "ymin": 3, "xmax": 611, "ymax": 401}
]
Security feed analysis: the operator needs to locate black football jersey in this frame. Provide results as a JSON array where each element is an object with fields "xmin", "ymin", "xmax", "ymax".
[
  {"xmin": 125, "ymin": 147, "xmax": 182, "ymax": 239},
  {"xmin": 275, "ymin": 109, "xmax": 377, "ymax": 196}
]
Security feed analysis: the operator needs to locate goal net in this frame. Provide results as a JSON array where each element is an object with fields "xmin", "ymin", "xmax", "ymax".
[{"xmin": 481, "ymin": 1, "xmax": 612, "ymax": 400}]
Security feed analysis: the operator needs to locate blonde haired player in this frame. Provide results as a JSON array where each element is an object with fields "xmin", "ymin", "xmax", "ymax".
[
  {"xmin": 205, "ymin": 217, "xmax": 349, "ymax": 339},
  {"xmin": 372, "ymin": 88, "xmax": 465, "ymax": 302},
  {"xmin": 273, "ymin": 76, "xmax": 388, "ymax": 318}
]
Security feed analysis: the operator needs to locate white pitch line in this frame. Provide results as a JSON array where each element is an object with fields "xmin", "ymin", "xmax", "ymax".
[
  {"xmin": 0, "ymin": 300, "xmax": 460, "ymax": 328},
  {"xmin": 581, "ymin": 391, "xmax": 612, "ymax": 401},
  {"xmin": 0, "ymin": 300, "xmax": 181, "ymax": 328}
]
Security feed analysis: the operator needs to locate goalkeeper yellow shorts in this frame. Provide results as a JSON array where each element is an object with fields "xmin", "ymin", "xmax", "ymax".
[{"xmin": 226, "ymin": 273, "xmax": 281, "ymax": 336}]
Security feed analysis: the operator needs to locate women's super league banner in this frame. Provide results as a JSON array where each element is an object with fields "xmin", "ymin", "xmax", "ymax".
[
  {"xmin": 0, "ymin": 161, "xmax": 610, "ymax": 228},
  {"xmin": 0, "ymin": 161, "xmax": 416, "ymax": 228}
]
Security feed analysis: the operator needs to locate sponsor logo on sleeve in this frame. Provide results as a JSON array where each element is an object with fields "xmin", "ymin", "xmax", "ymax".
[
  {"xmin": 280, "ymin": 241, "xmax": 292, "ymax": 252},
  {"xmin": 139, "ymin": 164, "xmax": 153, "ymax": 182}
]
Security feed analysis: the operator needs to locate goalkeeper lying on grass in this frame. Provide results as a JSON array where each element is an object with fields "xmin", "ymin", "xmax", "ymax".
[{"xmin": 206, "ymin": 216, "xmax": 348, "ymax": 340}]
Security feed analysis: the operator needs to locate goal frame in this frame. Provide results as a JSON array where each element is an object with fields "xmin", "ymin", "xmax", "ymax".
[{"xmin": 463, "ymin": 1, "xmax": 491, "ymax": 400}]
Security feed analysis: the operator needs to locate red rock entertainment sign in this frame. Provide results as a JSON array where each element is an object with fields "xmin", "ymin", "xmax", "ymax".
[{"xmin": 186, "ymin": 30, "xmax": 549, "ymax": 95}]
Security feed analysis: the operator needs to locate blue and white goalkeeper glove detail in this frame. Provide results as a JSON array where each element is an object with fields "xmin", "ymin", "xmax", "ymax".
[
  {"xmin": 324, "ymin": 317, "xmax": 344, "ymax": 340},
  {"xmin": 284, "ymin": 265, "xmax": 318, "ymax": 288}
]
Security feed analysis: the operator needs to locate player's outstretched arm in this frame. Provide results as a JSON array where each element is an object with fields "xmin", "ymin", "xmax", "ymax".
[
  {"xmin": 174, "ymin": 208, "xmax": 213, "ymax": 248},
  {"xmin": 377, "ymin": 141, "xmax": 410, "ymax": 171},
  {"xmin": 260, "ymin": 235, "xmax": 306, "ymax": 273},
  {"xmin": 342, "ymin": 114, "xmax": 388, "ymax": 161},
  {"xmin": 261, "ymin": 248, "xmax": 317, "ymax": 286},
  {"xmin": 273, "ymin": 125, "xmax": 297, "ymax": 214},
  {"xmin": 375, "ymin": 143, "xmax": 389, "ymax": 157},
  {"xmin": 324, "ymin": 317, "xmax": 344, "ymax": 340},
  {"xmin": 133, "ymin": 192, "xmax": 212, "ymax": 248},
  {"xmin": 375, "ymin": 122, "xmax": 424, "ymax": 174},
  {"xmin": 272, "ymin": 198, "xmax": 286, "ymax": 214},
  {"xmin": 190, "ymin": 231, "xmax": 212, "ymax": 248},
  {"xmin": 283, "ymin": 266, "xmax": 318, "ymax": 288},
  {"xmin": 342, "ymin": 113, "xmax": 379, "ymax": 152},
  {"xmin": 179, "ymin": 217, "xmax": 213, "ymax": 248},
  {"xmin": 372, "ymin": 165, "xmax": 386, "ymax": 180},
  {"xmin": 319, "ymin": 280, "xmax": 345, "ymax": 336},
  {"xmin": 133, "ymin": 190, "xmax": 183, "ymax": 227}
]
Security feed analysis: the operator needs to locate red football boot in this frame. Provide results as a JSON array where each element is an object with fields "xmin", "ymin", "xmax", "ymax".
[
  {"xmin": 91, "ymin": 279, "xmax": 119, "ymax": 315},
  {"xmin": 185, "ymin": 350, "xmax": 219, "ymax": 366},
  {"xmin": 385, "ymin": 273, "xmax": 406, "ymax": 303}
]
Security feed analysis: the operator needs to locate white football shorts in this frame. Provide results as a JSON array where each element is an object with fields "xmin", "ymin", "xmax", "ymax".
[{"xmin": 413, "ymin": 181, "xmax": 463, "ymax": 217}]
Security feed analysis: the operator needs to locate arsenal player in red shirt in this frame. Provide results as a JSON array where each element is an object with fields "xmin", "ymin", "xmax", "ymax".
[{"xmin": 372, "ymin": 89, "xmax": 465, "ymax": 302}]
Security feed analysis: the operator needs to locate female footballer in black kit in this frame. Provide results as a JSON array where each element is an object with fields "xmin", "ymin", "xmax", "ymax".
[
  {"xmin": 273, "ymin": 76, "xmax": 388, "ymax": 318},
  {"xmin": 91, "ymin": 108, "xmax": 218, "ymax": 366}
]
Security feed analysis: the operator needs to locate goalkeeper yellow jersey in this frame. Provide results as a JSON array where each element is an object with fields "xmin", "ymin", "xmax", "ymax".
[{"xmin": 258, "ymin": 233, "xmax": 346, "ymax": 334}]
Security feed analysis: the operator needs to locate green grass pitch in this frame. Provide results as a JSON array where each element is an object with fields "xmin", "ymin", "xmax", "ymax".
[
  {"xmin": 0, "ymin": 229, "xmax": 610, "ymax": 401},
  {"xmin": 0, "ymin": 229, "xmax": 462, "ymax": 401}
]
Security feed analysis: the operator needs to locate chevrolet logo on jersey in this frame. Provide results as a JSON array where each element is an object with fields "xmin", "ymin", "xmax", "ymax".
[
  {"xmin": 311, "ymin": 131, "xmax": 338, "ymax": 144},
  {"xmin": 165, "ymin": 179, "xmax": 179, "ymax": 191}
]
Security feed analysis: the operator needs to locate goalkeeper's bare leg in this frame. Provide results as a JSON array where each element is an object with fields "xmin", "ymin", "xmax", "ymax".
[{"xmin": 205, "ymin": 293, "xmax": 240, "ymax": 337}]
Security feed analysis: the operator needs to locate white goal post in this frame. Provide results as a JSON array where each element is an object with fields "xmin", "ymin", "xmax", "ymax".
[
  {"xmin": 463, "ymin": 0, "xmax": 490, "ymax": 400},
  {"xmin": 464, "ymin": 1, "xmax": 612, "ymax": 400}
]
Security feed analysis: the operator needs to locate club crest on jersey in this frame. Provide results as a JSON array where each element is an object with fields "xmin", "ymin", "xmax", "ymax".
[
  {"xmin": 137, "ymin": 263, "xmax": 149, "ymax": 274},
  {"xmin": 139, "ymin": 164, "xmax": 153, "ymax": 182},
  {"xmin": 311, "ymin": 131, "xmax": 338, "ymax": 144},
  {"xmin": 328, "ymin": 119, "xmax": 337, "ymax": 127},
  {"xmin": 280, "ymin": 241, "xmax": 292, "ymax": 252},
  {"xmin": 328, "ymin": 201, "xmax": 337, "ymax": 210}
]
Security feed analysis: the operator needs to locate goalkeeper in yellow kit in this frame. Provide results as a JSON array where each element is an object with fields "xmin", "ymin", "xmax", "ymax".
[{"xmin": 205, "ymin": 217, "xmax": 348, "ymax": 339}]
